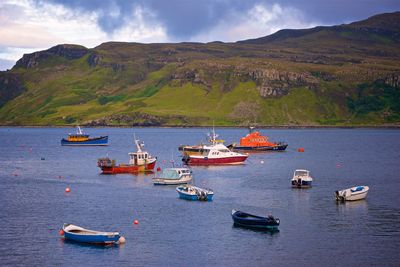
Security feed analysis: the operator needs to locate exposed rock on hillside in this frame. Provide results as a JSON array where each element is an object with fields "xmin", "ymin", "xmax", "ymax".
[
  {"xmin": 15, "ymin": 44, "xmax": 88, "ymax": 69},
  {"xmin": 0, "ymin": 72, "xmax": 25, "ymax": 107}
]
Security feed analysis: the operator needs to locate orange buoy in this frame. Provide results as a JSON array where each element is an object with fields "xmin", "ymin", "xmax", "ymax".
[
  {"xmin": 298, "ymin": 148, "xmax": 305, "ymax": 152},
  {"xmin": 133, "ymin": 219, "xmax": 139, "ymax": 225},
  {"xmin": 156, "ymin": 167, "xmax": 161, "ymax": 172},
  {"xmin": 65, "ymin": 187, "xmax": 71, "ymax": 193},
  {"xmin": 59, "ymin": 229, "xmax": 65, "ymax": 236}
]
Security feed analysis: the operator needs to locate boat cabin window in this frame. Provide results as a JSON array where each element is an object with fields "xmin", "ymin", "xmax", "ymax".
[
  {"xmin": 295, "ymin": 171, "xmax": 309, "ymax": 176},
  {"xmin": 218, "ymin": 149, "xmax": 229, "ymax": 153}
]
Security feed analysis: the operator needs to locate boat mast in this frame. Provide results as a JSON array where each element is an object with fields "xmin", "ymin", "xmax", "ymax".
[
  {"xmin": 77, "ymin": 125, "xmax": 83, "ymax": 135},
  {"xmin": 134, "ymin": 134, "xmax": 142, "ymax": 152}
]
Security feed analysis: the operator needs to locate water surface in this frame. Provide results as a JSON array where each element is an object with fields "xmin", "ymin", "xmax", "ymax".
[{"xmin": 0, "ymin": 127, "xmax": 399, "ymax": 266}]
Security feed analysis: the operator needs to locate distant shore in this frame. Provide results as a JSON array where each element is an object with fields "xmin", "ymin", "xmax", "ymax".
[{"xmin": 1, "ymin": 124, "xmax": 399, "ymax": 129}]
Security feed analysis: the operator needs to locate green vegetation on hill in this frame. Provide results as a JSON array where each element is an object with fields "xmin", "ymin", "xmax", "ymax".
[{"xmin": 0, "ymin": 12, "xmax": 400, "ymax": 126}]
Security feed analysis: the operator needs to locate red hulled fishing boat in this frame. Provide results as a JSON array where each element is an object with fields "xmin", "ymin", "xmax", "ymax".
[{"xmin": 97, "ymin": 137, "xmax": 156, "ymax": 174}]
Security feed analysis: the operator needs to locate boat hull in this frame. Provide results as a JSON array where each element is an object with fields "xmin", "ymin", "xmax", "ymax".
[
  {"xmin": 335, "ymin": 186, "xmax": 369, "ymax": 201},
  {"xmin": 183, "ymin": 155, "xmax": 248, "ymax": 165},
  {"xmin": 100, "ymin": 161, "xmax": 156, "ymax": 174},
  {"xmin": 231, "ymin": 210, "xmax": 279, "ymax": 230},
  {"xmin": 230, "ymin": 144, "xmax": 287, "ymax": 151},
  {"xmin": 176, "ymin": 187, "xmax": 214, "ymax": 201},
  {"xmin": 153, "ymin": 176, "xmax": 192, "ymax": 185},
  {"xmin": 291, "ymin": 179, "xmax": 312, "ymax": 188},
  {"xmin": 62, "ymin": 224, "xmax": 120, "ymax": 244},
  {"xmin": 61, "ymin": 136, "xmax": 108, "ymax": 146}
]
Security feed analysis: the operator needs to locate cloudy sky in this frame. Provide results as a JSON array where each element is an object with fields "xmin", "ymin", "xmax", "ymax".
[{"xmin": 0, "ymin": 0, "xmax": 399, "ymax": 70}]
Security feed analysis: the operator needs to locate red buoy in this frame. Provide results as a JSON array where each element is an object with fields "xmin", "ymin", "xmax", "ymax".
[
  {"xmin": 65, "ymin": 187, "xmax": 71, "ymax": 193},
  {"xmin": 133, "ymin": 219, "xmax": 139, "ymax": 225},
  {"xmin": 59, "ymin": 229, "xmax": 65, "ymax": 236},
  {"xmin": 298, "ymin": 148, "xmax": 305, "ymax": 152},
  {"xmin": 157, "ymin": 167, "xmax": 161, "ymax": 172}
]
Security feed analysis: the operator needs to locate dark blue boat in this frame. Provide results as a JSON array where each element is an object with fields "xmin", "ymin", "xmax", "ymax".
[
  {"xmin": 231, "ymin": 210, "xmax": 280, "ymax": 230},
  {"xmin": 61, "ymin": 126, "xmax": 108, "ymax": 146},
  {"xmin": 62, "ymin": 223, "xmax": 122, "ymax": 245}
]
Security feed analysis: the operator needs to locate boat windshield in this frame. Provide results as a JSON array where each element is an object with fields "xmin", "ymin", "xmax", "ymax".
[
  {"xmin": 295, "ymin": 170, "xmax": 309, "ymax": 176},
  {"xmin": 160, "ymin": 169, "xmax": 180, "ymax": 179},
  {"xmin": 218, "ymin": 149, "xmax": 230, "ymax": 153}
]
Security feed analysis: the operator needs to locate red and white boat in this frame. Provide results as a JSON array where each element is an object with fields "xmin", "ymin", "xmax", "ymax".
[
  {"xmin": 97, "ymin": 137, "xmax": 156, "ymax": 174},
  {"xmin": 182, "ymin": 129, "xmax": 248, "ymax": 165}
]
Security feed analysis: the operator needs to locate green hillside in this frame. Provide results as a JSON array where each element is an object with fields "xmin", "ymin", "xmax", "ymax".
[{"xmin": 0, "ymin": 12, "xmax": 399, "ymax": 126}]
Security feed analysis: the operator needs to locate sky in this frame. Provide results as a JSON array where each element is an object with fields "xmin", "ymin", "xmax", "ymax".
[{"xmin": 0, "ymin": 0, "xmax": 399, "ymax": 70}]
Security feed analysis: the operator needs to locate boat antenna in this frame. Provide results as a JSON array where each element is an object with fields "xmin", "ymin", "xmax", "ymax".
[
  {"xmin": 134, "ymin": 133, "xmax": 142, "ymax": 152},
  {"xmin": 77, "ymin": 125, "xmax": 83, "ymax": 135}
]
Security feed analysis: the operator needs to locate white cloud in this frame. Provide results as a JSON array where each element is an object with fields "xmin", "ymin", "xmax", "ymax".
[
  {"xmin": 191, "ymin": 3, "xmax": 317, "ymax": 42},
  {"xmin": 0, "ymin": 0, "xmax": 168, "ymax": 70}
]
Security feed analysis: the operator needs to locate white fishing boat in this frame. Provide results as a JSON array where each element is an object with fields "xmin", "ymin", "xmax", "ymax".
[
  {"xmin": 181, "ymin": 129, "xmax": 248, "ymax": 165},
  {"xmin": 291, "ymin": 169, "xmax": 313, "ymax": 188},
  {"xmin": 335, "ymin": 186, "xmax": 369, "ymax": 201},
  {"xmin": 153, "ymin": 168, "xmax": 193, "ymax": 185}
]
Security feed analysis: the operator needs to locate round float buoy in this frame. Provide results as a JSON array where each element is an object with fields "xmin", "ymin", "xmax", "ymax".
[
  {"xmin": 260, "ymin": 160, "xmax": 264, "ymax": 164},
  {"xmin": 65, "ymin": 187, "xmax": 71, "ymax": 193},
  {"xmin": 59, "ymin": 229, "xmax": 65, "ymax": 236},
  {"xmin": 118, "ymin": 236, "xmax": 126, "ymax": 244},
  {"xmin": 298, "ymin": 148, "xmax": 305, "ymax": 152},
  {"xmin": 133, "ymin": 219, "xmax": 139, "ymax": 225},
  {"xmin": 157, "ymin": 167, "xmax": 161, "ymax": 172}
]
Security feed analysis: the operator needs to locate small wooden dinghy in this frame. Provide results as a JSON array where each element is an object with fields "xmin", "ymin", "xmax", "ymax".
[
  {"xmin": 231, "ymin": 209, "xmax": 280, "ymax": 230},
  {"xmin": 61, "ymin": 223, "xmax": 124, "ymax": 245},
  {"xmin": 335, "ymin": 186, "xmax": 369, "ymax": 202}
]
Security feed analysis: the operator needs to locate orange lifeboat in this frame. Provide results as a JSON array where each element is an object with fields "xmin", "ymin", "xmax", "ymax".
[{"xmin": 228, "ymin": 127, "xmax": 288, "ymax": 151}]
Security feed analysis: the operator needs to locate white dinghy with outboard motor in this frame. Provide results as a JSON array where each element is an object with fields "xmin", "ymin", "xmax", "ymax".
[{"xmin": 335, "ymin": 185, "xmax": 369, "ymax": 202}]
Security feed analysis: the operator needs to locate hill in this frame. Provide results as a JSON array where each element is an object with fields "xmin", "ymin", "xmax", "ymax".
[{"xmin": 0, "ymin": 12, "xmax": 399, "ymax": 126}]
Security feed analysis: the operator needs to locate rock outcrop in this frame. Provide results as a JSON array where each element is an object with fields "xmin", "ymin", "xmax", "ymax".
[
  {"xmin": 0, "ymin": 72, "xmax": 26, "ymax": 107},
  {"xmin": 14, "ymin": 44, "xmax": 88, "ymax": 69}
]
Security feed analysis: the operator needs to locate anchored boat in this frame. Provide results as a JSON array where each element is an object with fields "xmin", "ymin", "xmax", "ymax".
[
  {"xmin": 182, "ymin": 129, "xmax": 248, "ymax": 165},
  {"xmin": 61, "ymin": 223, "xmax": 123, "ymax": 245},
  {"xmin": 97, "ymin": 137, "xmax": 156, "ymax": 174},
  {"xmin": 153, "ymin": 168, "xmax": 193, "ymax": 185},
  {"xmin": 335, "ymin": 186, "xmax": 369, "ymax": 202},
  {"xmin": 61, "ymin": 126, "xmax": 108, "ymax": 146},
  {"xmin": 291, "ymin": 169, "xmax": 313, "ymax": 188},
  {"xmin": 176, "ymin": 185, "xmax": 214, "ymax": 201},
  {"xmin": 228, "ymin": 127, "xmax": 287, "ymax": 151},
  {"xmin": 231, "ymin": 210, "xmax": 280, "ymax": 230}
]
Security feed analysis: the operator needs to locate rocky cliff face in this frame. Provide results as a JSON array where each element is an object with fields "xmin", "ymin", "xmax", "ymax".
[
  {"xmin": 14, "ymin": 44, "xmax": 88, "ymax": 69},
  {"xmin": 0, "ymin": 72, "xmax": 25, "ymax": 107},
  {"xmin": 171, "ymin": 63, "xmax": 320, "ymax": 97},
  {"xmin": 384, "ymin": 72, "xmax": 400, "ymax": 88}
]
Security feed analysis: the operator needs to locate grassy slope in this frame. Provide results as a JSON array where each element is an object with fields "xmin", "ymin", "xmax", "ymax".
[{"xmin": 1, "ymin": 13, "xmax": 400, "ymax": 126}]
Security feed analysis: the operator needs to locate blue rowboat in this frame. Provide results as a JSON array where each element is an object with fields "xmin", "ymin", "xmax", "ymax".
[
  {"xmin": 61, "ymin": 223, "xmax": 122, "ymax": 245},
  {"xmin": 231, "ymin": 210, "xmax": 280, "ymax": 230},
  {"xmin": 176, "ymin": 185, "xmax": 213, "ymax": 201}
]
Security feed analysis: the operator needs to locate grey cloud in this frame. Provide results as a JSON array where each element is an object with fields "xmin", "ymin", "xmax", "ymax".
[{"xmin": 35, "ymin": 0, "xmax": 400, "ymax": 40}]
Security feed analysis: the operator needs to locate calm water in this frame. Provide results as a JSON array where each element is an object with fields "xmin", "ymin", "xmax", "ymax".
[{"xmin": 0, "ymin": 127, "xmax": 399, "ymax": 266}]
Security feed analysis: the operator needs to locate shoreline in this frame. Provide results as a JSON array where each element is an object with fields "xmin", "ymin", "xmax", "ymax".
[{"xmin": 0, "ymin": 124, "xmax": 399, "ymax": 129}]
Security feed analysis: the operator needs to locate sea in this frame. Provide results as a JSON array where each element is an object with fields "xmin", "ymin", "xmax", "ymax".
[{"xmin": 0, "ymin": 127, "xmax": 399, "ymax": 266}]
